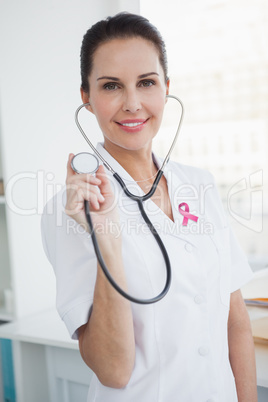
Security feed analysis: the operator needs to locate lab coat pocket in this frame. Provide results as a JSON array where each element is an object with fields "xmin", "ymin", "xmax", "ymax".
[{"xmin": 212, "ymin": 227, "xmax": 231, "ymax": 308}]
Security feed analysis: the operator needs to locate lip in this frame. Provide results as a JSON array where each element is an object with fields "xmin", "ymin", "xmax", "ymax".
[
  {"xmin": 116, "ymin": 118, "xmax": 149, "ymax": 133},
  {"xmin": 118, "ymin": 119, "xmax": 148, "ymax": 124}
]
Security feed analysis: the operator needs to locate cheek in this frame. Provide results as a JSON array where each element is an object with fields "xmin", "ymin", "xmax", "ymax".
[
  {"xmin": 95, "ymin": 100, "xmax": 107, "ymax": 115},
  {"xmin": 153, "ymin": 99, "xmax": 166, "ymax": 121},
  {"xmin": 92, "ymin": 101, "xmax": 111, "ymax": 126}
]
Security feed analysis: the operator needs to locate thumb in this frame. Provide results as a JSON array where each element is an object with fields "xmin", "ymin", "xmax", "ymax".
[{"xmin": 66, "ymin": 153, "xmax": 76, "ymax": 178}]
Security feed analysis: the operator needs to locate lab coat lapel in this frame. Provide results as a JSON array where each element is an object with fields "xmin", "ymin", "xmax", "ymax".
[{"xmin": 144, "ymin": 154, "xmax": 202, "ymax": 242}]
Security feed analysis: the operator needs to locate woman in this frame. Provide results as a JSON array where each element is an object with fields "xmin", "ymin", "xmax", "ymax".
[{"xmin": 42, "ymin": 12, "xmax": 257, "ymax": 401}]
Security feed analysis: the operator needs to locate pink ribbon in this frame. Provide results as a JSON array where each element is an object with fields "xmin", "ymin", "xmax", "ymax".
[{"xmin": 178, "ymin": 202, "xmax": 199, "ymax": 226}]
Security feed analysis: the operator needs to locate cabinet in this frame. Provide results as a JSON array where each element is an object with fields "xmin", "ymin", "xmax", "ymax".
[{"xmin": 0, "ymin": 309, "xmax": 92, "ymax": 402}]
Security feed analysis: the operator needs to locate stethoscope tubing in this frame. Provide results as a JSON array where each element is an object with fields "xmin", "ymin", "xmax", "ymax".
[
  {"xmin": 84, "ymin": 197, "xmax": 172, "ymax": 304},
  {"xmin": 75, "ymin": 94, "xmax": 184, "ymax": 304}
]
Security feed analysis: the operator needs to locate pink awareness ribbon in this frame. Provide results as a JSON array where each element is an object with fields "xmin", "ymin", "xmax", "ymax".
[{"xmin": 178, "ymin": 202, "xmax": 199, "ymax": 226}]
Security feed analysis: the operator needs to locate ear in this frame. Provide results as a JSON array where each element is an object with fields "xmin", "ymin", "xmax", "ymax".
[
  {"xmin": 165, "ymin": 79, "xmax": 170, "ymax": 101},
  {"xmin": 80, "ymin": 87, "xmax": 94, "ymax": 113}
]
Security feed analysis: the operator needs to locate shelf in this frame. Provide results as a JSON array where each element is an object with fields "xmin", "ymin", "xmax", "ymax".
[{"xmin": 0, "ymin": 309, "xmax": 77, "ymax": 349}]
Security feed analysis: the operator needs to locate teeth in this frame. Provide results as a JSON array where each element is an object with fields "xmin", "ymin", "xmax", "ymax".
[{"xmin": 122, "ymin": 122, "xmax": 144, "ymax": 127}]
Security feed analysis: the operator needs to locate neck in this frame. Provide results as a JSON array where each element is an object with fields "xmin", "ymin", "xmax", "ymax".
[{"xmin": 103, "ymin": 141, "xmax": 157, "ymax": 182}]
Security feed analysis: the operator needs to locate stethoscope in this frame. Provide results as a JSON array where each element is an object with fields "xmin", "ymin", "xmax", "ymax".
[{"xmin": 71, "ymin": 95, "xmax": 184, "ymax": 304}]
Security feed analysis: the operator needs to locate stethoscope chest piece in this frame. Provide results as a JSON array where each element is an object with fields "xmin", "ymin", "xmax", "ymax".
[{"xmin": 71, "ymin": 152, "xmax": 99, "ymax": 174}]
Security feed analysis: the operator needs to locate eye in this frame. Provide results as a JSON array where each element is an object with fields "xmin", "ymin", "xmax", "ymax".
[
  {"xmin": 103, "ymin": 82, "xmax": 119, "ymax": 91},
  {"xmin": 139, "ymin": 80, "xmax": 155, "ymax": 88}
]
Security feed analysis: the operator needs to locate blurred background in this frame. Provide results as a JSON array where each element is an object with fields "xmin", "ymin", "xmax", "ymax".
[
  {"xmin": 0, "ymin": 0, "xmax": 267, "ymax": 400},
  {"xmin": 141, "ymin": 0, "xmax": 268, "ymax": 272},
  {"xmin": 0, "ymin": 0, "xmax": 267, "ymax": 335}
]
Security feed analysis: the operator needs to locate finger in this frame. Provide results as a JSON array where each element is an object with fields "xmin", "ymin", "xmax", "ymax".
[
  {"xmin": 95, "ymin": 165, "xmax": 112, "ymax": 196},
  {"xmin": 78, "ymin": 173, "xmax": 101, "ymax": 185},
  {"xmin": 77, "ymin": 182, "xmax": 105, "ymax": 204},
  {"xmin": 89, "ymin": 194, "xmax": 100, "ymax": 210},
  {"xmin": 80, "ymin": 189, "xmax": 100, "ymax": 211},
  {"xmin": 67, "ymin": 180, "xmax": 104, "ymax": 206},
  {"xmin": 78, "ymin": 182, "xmax": 106, "ymax": 208},
  {"xmin": 66, "ymin": 153, "xmax": 76, "ymax": 179},
  {"xmin": 67, "ymin": 188, "xmax": 100, "ymax": 214},
  {"xmin": 67, "ymin": 175, "xmax": 101, "ymax": 188}
]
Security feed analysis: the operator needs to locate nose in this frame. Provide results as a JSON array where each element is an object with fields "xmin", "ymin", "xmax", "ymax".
[{"xmin": 122, "ymin": 89, "xmax": 142, "ymax": 113}]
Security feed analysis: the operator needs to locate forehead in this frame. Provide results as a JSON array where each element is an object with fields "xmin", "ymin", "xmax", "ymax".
[{"xmin": 91, "ymin": 37, "xmax": 163, "ymax": 79}]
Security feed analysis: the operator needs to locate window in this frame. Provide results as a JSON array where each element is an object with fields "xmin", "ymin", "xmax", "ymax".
[{"xmin": 141, "ymin": 0, "xmax": 268, "ymax": 271}]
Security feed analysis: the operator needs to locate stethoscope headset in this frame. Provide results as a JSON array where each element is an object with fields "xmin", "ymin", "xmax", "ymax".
[{"xmin": 71, "ymin": 95, "xmax": 184, "ymax": 304}]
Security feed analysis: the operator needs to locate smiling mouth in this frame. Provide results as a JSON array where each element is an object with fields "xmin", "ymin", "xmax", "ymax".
[
  {"xmin": 121, "ymin": 122, "xmax": 143, "ymax": 127},
  {"xmin": 116, "ymin": 118, "xmax": 149, "ymax": 127}
]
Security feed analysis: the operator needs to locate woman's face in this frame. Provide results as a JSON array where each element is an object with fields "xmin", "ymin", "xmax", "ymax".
[{"xmin": 82, "ymin": 37, "xmax": 169, "ymax": 154}]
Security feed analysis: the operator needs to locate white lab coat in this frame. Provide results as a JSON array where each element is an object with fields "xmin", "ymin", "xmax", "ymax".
[{"xmin": 41, "ymin": 143, "xmax": 253, "ymax": 402}]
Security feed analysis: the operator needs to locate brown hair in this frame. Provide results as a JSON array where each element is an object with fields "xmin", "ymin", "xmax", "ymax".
[{"xmin": 80, "ymin": 12, "xmax": 169, "ymax": 93}]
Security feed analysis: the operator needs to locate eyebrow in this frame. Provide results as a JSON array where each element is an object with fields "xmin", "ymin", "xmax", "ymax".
[{"xmin": 97, "ymin": 72, "xmax": 159, "ymax": 81}]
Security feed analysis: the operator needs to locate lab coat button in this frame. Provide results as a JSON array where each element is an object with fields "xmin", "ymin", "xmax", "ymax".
[
  {"xmin": 194, "ymin": 295, "xmax": 204, "ymax": 304},
  {"xmin": 184, "ymin": 243, "xmax": 193, "ymax": 252},
  {"xmin": 198, "ymin": 346, "xmax": 209, "ymax": 356}
]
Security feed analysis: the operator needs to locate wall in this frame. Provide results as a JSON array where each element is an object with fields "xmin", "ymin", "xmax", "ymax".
[{"xmin": 0, "ymin": 0, "xmax": 140, "ymax": 318}]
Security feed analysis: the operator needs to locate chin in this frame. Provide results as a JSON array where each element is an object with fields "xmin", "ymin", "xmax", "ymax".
[
  {"xmin": 115, "ymin": 140, "xmax": 152, "ymax": 153},
  {"xmin": 104, "ymin": 135, "xmax": 153, "ymax": 152}
]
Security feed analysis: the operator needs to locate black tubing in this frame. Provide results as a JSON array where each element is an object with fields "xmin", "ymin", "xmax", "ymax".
[
  {"xmin": 113, "ymin": 171, "xmax": 163, "ymax": 201},
  {"xmin": 84, "ymin": 196, "xmax": 172, "ymax": 304}
]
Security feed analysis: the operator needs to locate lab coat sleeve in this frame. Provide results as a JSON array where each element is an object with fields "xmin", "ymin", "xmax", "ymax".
[
  {"xmin": 41, "ymin": 189, "xmax": 97, "ymax": 340},
  {"xmin": 228, "ymin": 224, "xmax": 254, "ymax": 293}
]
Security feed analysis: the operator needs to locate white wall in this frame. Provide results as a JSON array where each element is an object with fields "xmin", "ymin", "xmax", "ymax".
[{"xmin": 0, "ymin": 0, "xmax": 140, "ymax": 318}]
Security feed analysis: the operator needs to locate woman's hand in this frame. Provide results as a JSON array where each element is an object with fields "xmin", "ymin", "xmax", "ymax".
[{"xmin": 65, "ymin": 153, "xmax": 119, "ymax": 238}]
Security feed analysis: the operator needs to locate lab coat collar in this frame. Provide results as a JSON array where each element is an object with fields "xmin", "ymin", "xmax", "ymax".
[
  {"xmin": 95, "ymin": 143, "xmax": 198, "ymax": 243},
  {"xmin": 96, "ymin": 142, "xmax": 167, "ymax": 189}
]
